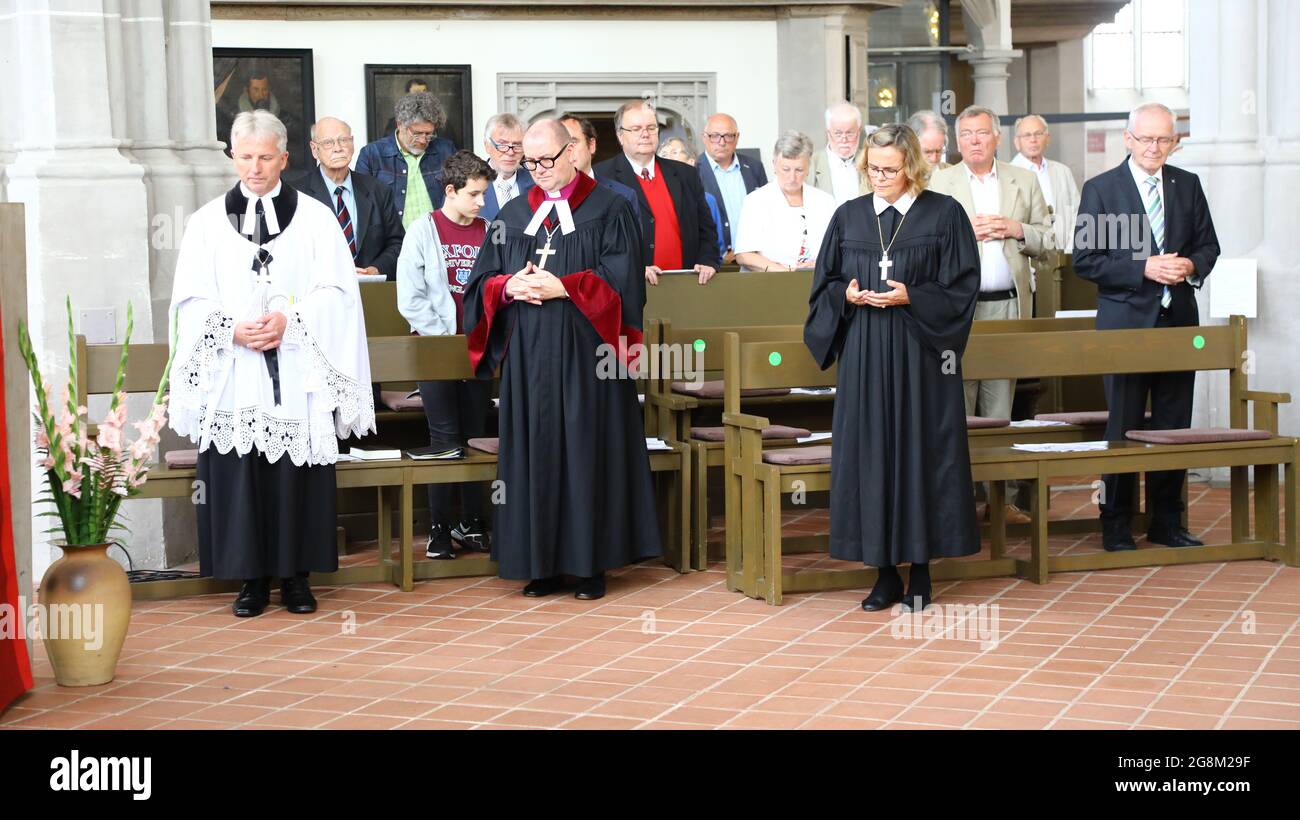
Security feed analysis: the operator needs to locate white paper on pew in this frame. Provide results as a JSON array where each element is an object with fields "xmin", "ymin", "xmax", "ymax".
[
  {"xmin": 1055, "ymin": 309, "xmax": 1097, "ymax": 318},
  {"xmin": 645, "ymin": 437, "xmax": 673, "ymax": 452},
  {"xmin": 789, "ymin": 387, "xmax": 836, "ymax": 395},
  {"xmin": 1010, "ymin": 419, "xmax": 1072, "ymax": 427},
  {"xmin": 492, "ymin": 398, "xmax": 500, "ymax": 407},
  {"xmin": 1011, "ymin": 441, "xmax": 1110, "ymax": 452},
  {"xmin": 797, "ymin": 431, "xmax": 834, "ymax": 443},
  {"xmin": 357, "ymin": 274, "xmax": 387, "ymax": 283},
  {"xmin": 1209, "ymin": 257, "xmax": 1257, "ymax": 318},
  {"xmin": 638, "ymin": 393, "xmax": 645, "ymax": 404},
  {"xmin": 335, "ymin": 453, "xmax": 360, "ymax": 462}
]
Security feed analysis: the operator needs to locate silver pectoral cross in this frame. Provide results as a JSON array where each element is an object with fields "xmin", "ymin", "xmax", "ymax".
[
  {"xmin": 534, "ymin": 237, "xmax": 557, "ymax": 270},
  {"xmin": 878, "ymin": 252, "xmax": 893, "ymax": 278},
  {"xmin": 257, "ymin": 263, "xmax": 273, "ymax": 314}
]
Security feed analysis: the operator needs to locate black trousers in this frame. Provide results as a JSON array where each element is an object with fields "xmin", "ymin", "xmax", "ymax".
[
  {"xmin": 1100, "ymin": 312, "xmax": 1195, "ymax": 522},
  {"xmin": 417, "ymin": 378, "xmax": 491, "ymax": 526},
  {"xmin": 196, "ymin": 448, "xmax": 338, "ymax": 580}
]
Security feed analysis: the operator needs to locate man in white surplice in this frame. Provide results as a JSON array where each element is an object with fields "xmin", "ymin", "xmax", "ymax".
[{"xmin": 168, "ymin": 110, "xmax": 375, "ymax": 618}]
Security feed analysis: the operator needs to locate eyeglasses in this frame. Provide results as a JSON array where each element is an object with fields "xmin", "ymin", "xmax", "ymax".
[
  {"xmin": 704, "ymin": 132, "xmax": 738, "ymax": 144},
  {"xmin": 958, "ymin": 130, "xmax": 995, "ymax": 140},
  {"xmin": 1128, "ymin": 132, "xmax": 1177, "ymax": 148},
  {"xmin": 1018, "ymin": 130, "xmax": 1048, "ymax": 139},
  {"xmin": 829, "ymin": 129, "xmax": 860, "ymax": 141},
  {"xmin": 866, "ymin": 164, "xmax": 903, "ymax": 180},
  {"xmin": 922, "ymin": 149, "xmax": 945, "ymax": 159},
  {"xmin": 404, "ymin": 127, "xmax": 435, "ymax": 143},
  {"xmin": 489, "ymin": 137, "xmax": 524, "ymax": 155},
  {"xmin": 619, "ymin": 124, "xmax": 660, "ymax": 136},
  {"xmin": 312, "ymin": 136, "xmax": 355, "ymax": 150},
  {"xmin": 521, "ymin": 145, "xmax": 569, "ymax": 171}
]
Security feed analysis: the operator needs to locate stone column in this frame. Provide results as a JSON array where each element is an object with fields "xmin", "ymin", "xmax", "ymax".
[
  {"xmin": 165, "ymin": 0, "xmax": 235, "ymax": 207},
  {"xmin": 777, "ymin": 4, "xmax": 871, "ymax": 143}
]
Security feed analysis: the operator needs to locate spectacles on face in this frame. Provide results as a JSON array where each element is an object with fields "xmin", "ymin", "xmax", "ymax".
[
  {"xmin": 704, "ymin": 132, "xmax": 738, "ymax": 144},
  {"xmin": 958, "ymin": 129, "xmax": 994, "ymax": 141},
  {"xmin": 521, "ymin": 144, "xmax": 570, "ymax": 171},
  {"xmin": 312, "ymin": 136, "xmax": 355, "ymax": 150},
  {"xmin": 619, "ymin": 124, "xmax": 660, "ymax": 136},
  {"xmin": 866, "ymin": 164, "xmax": 903, "ymax": 180},
  {"xmin": 1018, "ymin": 130, "xmax": 1047, "ymax": 139},
  {"xmin": 489, "ymin": 136, "xmax": 524, "ymax": 155},
  {"xmin": 404, "ymin": 127, "xmax": 435, "ymax": 144},
  {"xmin": 829, "ymin": 129, "xmax": 859, "ymax": 141},
  {"xmin": 1128, "ymin": 132, "xmax": 1177, "ymax": 148}
]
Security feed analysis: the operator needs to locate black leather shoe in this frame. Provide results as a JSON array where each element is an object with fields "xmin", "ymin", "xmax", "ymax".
[
  {"xmin": 574, "ymin": 574, "xmax": 606, "ymax": 601},
  {"xmin": 280, "ymin": 576, "xmax": 317, "ymax": 614},
  {"xmin": 233, "ymin": 578, "xmax": 270, "ymax": 617},
  {"xmin": 1102, "ymin": 518, "xmax": 1137, "ymax": 552},
  {"xmin": 1147, "ymin": 526, "xmax": 1203, "ymax": 548},
  {"xmin": 426, "ymin": 523, "xmax": 455, "ymax": 560},
  {"xmin": 861, "ymin": 572, "xmax": 904, "ymax": 612},
  {"xmin": 522, "ymin": 576, "xmax": 564, "ymax": 597},
  {"xmin": 451, "ymin": 517, "xmax": 491, "ymax": 553},
  {"xmin": 900, "ymin": 593, "xmax": 932, "ymax": 612}
]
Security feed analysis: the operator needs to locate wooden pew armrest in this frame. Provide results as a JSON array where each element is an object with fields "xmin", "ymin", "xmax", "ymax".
[
  {"xmin": 646, "ymin": 392, "xmax": 698, "ymax": 411},
  {"xmin": 723, "ymin": 411, "xmax": 770, "ymax": 431},
  {"xmin": 1243, "ymin": 390, "xmax": 1291, "ymax": 404}
]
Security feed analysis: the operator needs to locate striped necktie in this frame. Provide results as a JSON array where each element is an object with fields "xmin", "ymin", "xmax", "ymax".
[
  {"xmin": 335, "ymin": 185, "xmax": 357, "ymax": 258},
  {"xmin": 1145, "ymin": 176, "xmax": 1170, "ymax": 308}
]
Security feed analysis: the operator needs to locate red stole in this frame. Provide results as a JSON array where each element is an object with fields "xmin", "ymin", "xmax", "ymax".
[
  {"xmin": 0, "ymin": 309, "xmax": 34, "ymax": 714},
  {"xmin": 635, "ymin": 163, "xmax": 683, "ymax": 270}
]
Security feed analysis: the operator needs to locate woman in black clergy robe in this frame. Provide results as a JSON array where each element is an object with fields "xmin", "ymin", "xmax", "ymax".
[{"xmin": 804, "ymin": 123, "xmax": 982, "ymax": 613}]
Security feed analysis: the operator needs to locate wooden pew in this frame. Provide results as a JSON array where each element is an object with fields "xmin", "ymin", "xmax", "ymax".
[
  {"xmin": 78, "ymin": 333, "xmax": 691, "ymax": 599},
  {"xmin": 724, "ymin": 316, "xmax": 1299, "ymax": 604}
]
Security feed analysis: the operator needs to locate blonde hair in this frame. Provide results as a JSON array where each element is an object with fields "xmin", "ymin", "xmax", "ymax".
[{"xmin": 858, "ymin": 123, "xmax": 929, "ymax": 196}]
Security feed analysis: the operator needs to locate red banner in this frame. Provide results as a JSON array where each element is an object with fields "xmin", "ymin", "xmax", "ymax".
[{"xmin": 0, "ymin": 309, "xmax": 34, "ymax": 712}]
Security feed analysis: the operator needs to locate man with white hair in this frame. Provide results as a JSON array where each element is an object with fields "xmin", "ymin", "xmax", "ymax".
[
  {"xmin": 1011, "ymin": 114, "xmax": 1081, "ymax": 252},
  {"xmin": 479, "ymin": 112, "xmax": 535, "ymax": 221},
  {"xmin": 169, "ymin": 110, "xmax": 376, "ymax": 617},
  {"xmin": 809, "ymin": 102, "xmax": 865, "ymax": 204},
  {"xmin": 1073, "ymin": 101, "xmax": 1220, "ymax": 553},
  {"xmin": 907, "ymin": 109, "xmax": 950, "ymax": 171}
]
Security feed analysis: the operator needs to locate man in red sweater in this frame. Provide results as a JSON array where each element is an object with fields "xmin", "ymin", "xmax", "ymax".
[{"xmin": 594, "ymin": 100, "xmax": 720, "ymax": 285}]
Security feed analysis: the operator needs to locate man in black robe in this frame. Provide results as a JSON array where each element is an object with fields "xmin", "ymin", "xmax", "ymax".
[
  {"xmin": 464, "ymin": 119, "xmax": 660, "ymax": 601},
  {"xmin": 805, "ymin": 123, "xmax": 982, "ymax": 612}
]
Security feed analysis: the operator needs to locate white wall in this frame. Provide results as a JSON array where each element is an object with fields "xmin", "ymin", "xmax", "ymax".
[{"xmin": 211, "ymin": 17, "xmax": 782, "ymax": 166}]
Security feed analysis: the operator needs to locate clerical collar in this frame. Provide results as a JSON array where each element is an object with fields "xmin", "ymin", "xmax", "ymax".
[
  {"xmin": 629, "ymin": 156, "xmax": 656, "ymax": 179},
  {"xmin": 240, "ymin": 180, "xmax": 283, "ymax": 236},
  {"xmin": 873, "ymin": 191, "xmax": 915, "ymax": 216},
  {"xmin": 544, "ymin": 175, "xmax": 581, "ymax": 200}
]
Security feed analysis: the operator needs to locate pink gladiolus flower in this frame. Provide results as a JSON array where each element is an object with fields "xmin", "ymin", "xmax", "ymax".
[
  {"xmin": 41, "ymin": 453, "xmax": 55, "ymax": 470},
  {"xmin": 63, "ymin": 469, "xmax": 83, "ymax": 498},
  {"xmin": 35, "ymin": 429, "xmax": 49, "ymax": 450},
  {"xmin": 97, "ymin": 424, "xmax": 122, "ymax": 453}
]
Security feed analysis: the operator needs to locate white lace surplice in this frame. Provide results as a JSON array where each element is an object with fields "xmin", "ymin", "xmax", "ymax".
[{"xmin": 168, "ymin": 193, "xmax": 376, "ymax": 466}]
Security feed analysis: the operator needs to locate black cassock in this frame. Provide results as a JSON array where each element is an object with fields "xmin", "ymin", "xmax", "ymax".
[
  {"xmin": 804, "ymin": 190, "xmax": 982, "ymax": 567},
  {"xmin": 464, "ymin": 173, "xmax": 661, "ymax": 580}
]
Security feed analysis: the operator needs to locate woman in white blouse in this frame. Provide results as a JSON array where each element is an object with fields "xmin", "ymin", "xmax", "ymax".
[{"xmin": 733, "ymin": 131, "xmax": 839, "ymax": 272}]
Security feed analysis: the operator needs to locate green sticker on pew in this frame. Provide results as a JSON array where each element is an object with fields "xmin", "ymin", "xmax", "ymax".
[
  {"xmin": 1193, "ymin": 335, "xmax": 1205, "ymax": 350},
  {"xmin": 693, "ymin": 338, "xmax": 706, "ymax": 352},
  {"xmin": 769, "ymin": 351, "xmax": 783, "ymax": 366}
]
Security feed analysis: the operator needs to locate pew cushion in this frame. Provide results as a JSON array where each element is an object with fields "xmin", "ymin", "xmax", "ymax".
[
  {"xmin": 1126, "ymin": 428, "xmax": 1273, "ymax": 445},
  {"xmin": 380, "ymin": 390, "xmax": 424, "ymax": 411},
  {"xmin": 690, "ymin": 424, "xmax": 811, "ymax": 442},
  {"xmin": 163, "ymin": 449, "xmax": 198, "ymax": 469},
  {"xmin": 670, "ymin": 380, "xmax": 791, "ymax": 400},
  {"xmin": 966, "ymin": 416, "xmax": 1010, "ymax": 429},
  {"xmin": 761, "ymin": 445, "xmax": 832, "ymax": 466},
  {"xmin": 467, "ymin": 437, "xmax": 500, "ymax": 454},
  {"xmin": 1034, "ymin": 410, "xmax": 1151, "ymax": 425}
]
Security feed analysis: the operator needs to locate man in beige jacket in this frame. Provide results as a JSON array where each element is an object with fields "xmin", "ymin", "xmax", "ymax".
[{"xmin": 928, "ymin": 104, "xmax": 1054, "ymax": 522}]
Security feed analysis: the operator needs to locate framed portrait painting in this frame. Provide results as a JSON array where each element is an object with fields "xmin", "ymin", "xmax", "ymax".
[
  {"xmin": 364, "ymin": 65, "xmax": 472, "ymax": 150},
  {"xmin": 213, "ymin": 48, "xmax": 316, "ymax": 173}
]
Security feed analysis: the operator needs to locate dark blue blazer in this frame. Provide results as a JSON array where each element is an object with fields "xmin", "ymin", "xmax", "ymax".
[
  {"xmin": 355, "ymin": 134, "xmax": 456, "ymax": 223},
  {"xmin": 595, "ymin": 174, "xmax": 642, "ymax": 220},
  {"xmin": 479, "ymin": 166, "xmax": 535, "ymax": 221},
  {"xmin": 696, "ymin": 149, "xmax": 767, "ymax": 250},
  {"xmin": 1072, "ymin": 158, "xmax": 1219, "ymax": 330}
]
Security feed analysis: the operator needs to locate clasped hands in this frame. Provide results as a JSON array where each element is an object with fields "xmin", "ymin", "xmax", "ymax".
[
  {"xmin": 507, "ymin": 261, "xmax": 569, "ymax": 305},
  {"xmin": 972, "ymin": 214, "xmax": 1024, "ymax": 242},
  {"xmin": 235, "ymin": 311, "xmax": 288, "ymax": 352},
  {"xmin": 1144, "ymin": 253, "xmax": 1195, "ymax": 286},
  {"xmin": 845, "ymin": 278, "xmax": 909, "ymax": 308}
]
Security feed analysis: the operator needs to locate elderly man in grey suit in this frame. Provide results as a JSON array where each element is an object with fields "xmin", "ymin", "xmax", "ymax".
[
  {"xmin": 808, "ymin": 102, "xmax": 865, "ymax": 204},
  {"xmin": 929, "ymin": 104, "xmax": 1054, "ymax": 523}
]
